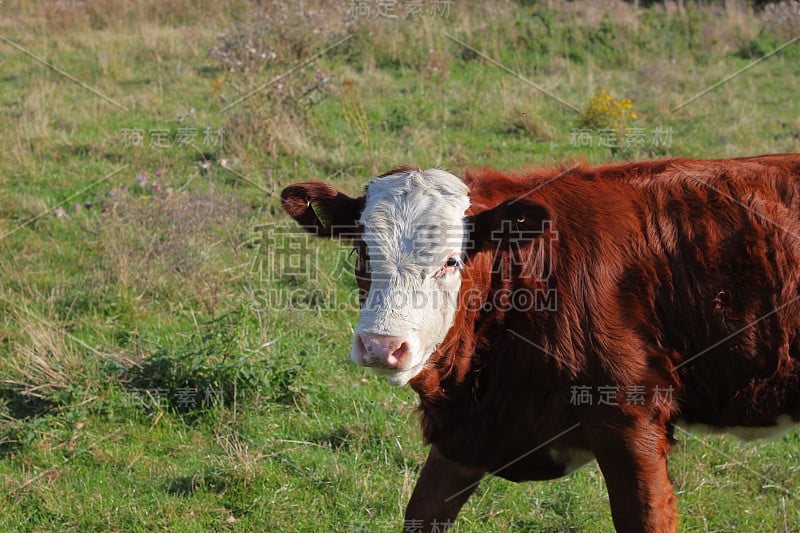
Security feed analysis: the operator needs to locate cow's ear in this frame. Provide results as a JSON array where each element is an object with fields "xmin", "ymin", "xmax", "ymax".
[
  {"xmin": 465, "ymin": 198, "xmax": 554, "ymax": 256},
  {"xmin": 281, "ymin": 182, "xmax": 364, "ymax": 238}
]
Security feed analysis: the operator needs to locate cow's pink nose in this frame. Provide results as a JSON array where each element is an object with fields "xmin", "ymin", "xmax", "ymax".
[{"xmin": 356, "ymin": 334, "xmax": 410, "ymax": 369}]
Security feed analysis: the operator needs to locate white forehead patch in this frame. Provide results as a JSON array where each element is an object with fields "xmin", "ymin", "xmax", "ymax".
[
  {"xmin": 360, "ymin": 169, "xmax": 471, "ymax": 274},
  {"xmin": 353, "ymin": 169, "xmax": 470, "ymax": 384}
]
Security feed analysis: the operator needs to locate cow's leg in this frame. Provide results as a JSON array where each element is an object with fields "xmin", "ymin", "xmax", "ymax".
[
  {"xmin": 583, "ymin": 419, "xmax": 677, "ymax": 533},
  {"xmin": 404, "ymin": 445, "xmax": 484, "ymax": 532}
]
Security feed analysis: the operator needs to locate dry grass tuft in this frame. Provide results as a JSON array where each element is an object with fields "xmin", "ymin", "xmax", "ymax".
[
  {"xmin": 1, "ymin": 302, "xmax": 84, "ymax": 402},
  {"xmin": 209, "ymin": 5, "xmax": 344, "ymax": 163},
  {"xmin": 100, "ymin": 187, "xmax": 251, "ymax": 302},
  {"xmin": 214, "ymin": 431, "xmax": 266, "ymax": 483},
  {"xmin": 11, "ymin": 0, "xmax": 246, "ymax": 34}
]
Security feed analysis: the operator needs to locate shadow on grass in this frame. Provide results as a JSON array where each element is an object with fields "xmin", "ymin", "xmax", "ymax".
[
  {"xmin": 165, "ymin": 475, "xmax": 219, "ymax": 497},
  {"xmin": 312, "ymin": 426, "xmax": 351, "ymax": 450},
  {"xmin": 0, "ymin": 385, "xmax": 58, "ymax": 420},
  {"xmin": 0, "ymin": 385, "xmax": 61, "ymax": 457},
  {"xmin": 164, "ymin": 471, "xmax": 239, "ymax": 497}
]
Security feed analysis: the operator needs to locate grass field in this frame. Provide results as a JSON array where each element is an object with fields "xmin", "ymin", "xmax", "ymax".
[{"xmin": 1, "ymin": 0, "xmax": 800, "ymax": 531}]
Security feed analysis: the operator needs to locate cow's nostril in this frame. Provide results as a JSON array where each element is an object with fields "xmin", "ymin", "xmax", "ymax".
[
  {"xmin": 357, "ymin": 335, "xmax": 411, "ymax": 369},
  {"xmin": 386, "ymin": 342, "xmax": 409, "ymax": 367}
]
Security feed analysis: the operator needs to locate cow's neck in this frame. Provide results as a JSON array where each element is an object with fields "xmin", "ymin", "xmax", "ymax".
[{"xmin": 409, "ymin": 263, "xmax": 496, "ymax": 407}]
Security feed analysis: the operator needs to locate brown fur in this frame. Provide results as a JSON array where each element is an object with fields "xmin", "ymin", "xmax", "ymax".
[{"xmin": 282, "ymin": 154, "xmax": 800, "ymax": 532}]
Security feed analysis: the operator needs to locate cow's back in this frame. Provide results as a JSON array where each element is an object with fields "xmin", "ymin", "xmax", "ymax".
[
  {"xmin": 628, "ymin": 156, "xmax": 800, "ymax": 428},
  {"xmin": 468, "ymin": 155, "xmax": 800, "ymax": 431}
]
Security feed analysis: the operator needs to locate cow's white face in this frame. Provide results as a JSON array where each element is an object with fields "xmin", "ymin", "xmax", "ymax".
[
  {"xmin": 351, "ymin": 169, "xmax": 470, "ymax": 386},
  {"xmin": 283, "ymin": 169, "xmax": 553, "ymax": 387}
]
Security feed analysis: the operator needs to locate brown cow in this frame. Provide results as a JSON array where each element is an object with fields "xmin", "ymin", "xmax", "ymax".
[{"xmin": 281, "ymin": 154, "xmax": 800, "ymax": 532}]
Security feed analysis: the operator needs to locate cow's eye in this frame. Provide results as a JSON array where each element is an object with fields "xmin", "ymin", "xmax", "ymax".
[{"xmin": 436, "ymin": 254, "xmax": 461, "ymax": 277}]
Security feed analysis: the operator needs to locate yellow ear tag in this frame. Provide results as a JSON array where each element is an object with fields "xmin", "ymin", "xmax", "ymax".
[{"xmin": 309, "ymin": 201, "xmax": 330, "ymax": 231}]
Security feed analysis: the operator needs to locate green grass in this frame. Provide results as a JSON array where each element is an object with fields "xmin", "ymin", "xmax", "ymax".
[{"xmin": 1, "ymin": 1, "xmax": 799, "ymax": 531}]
